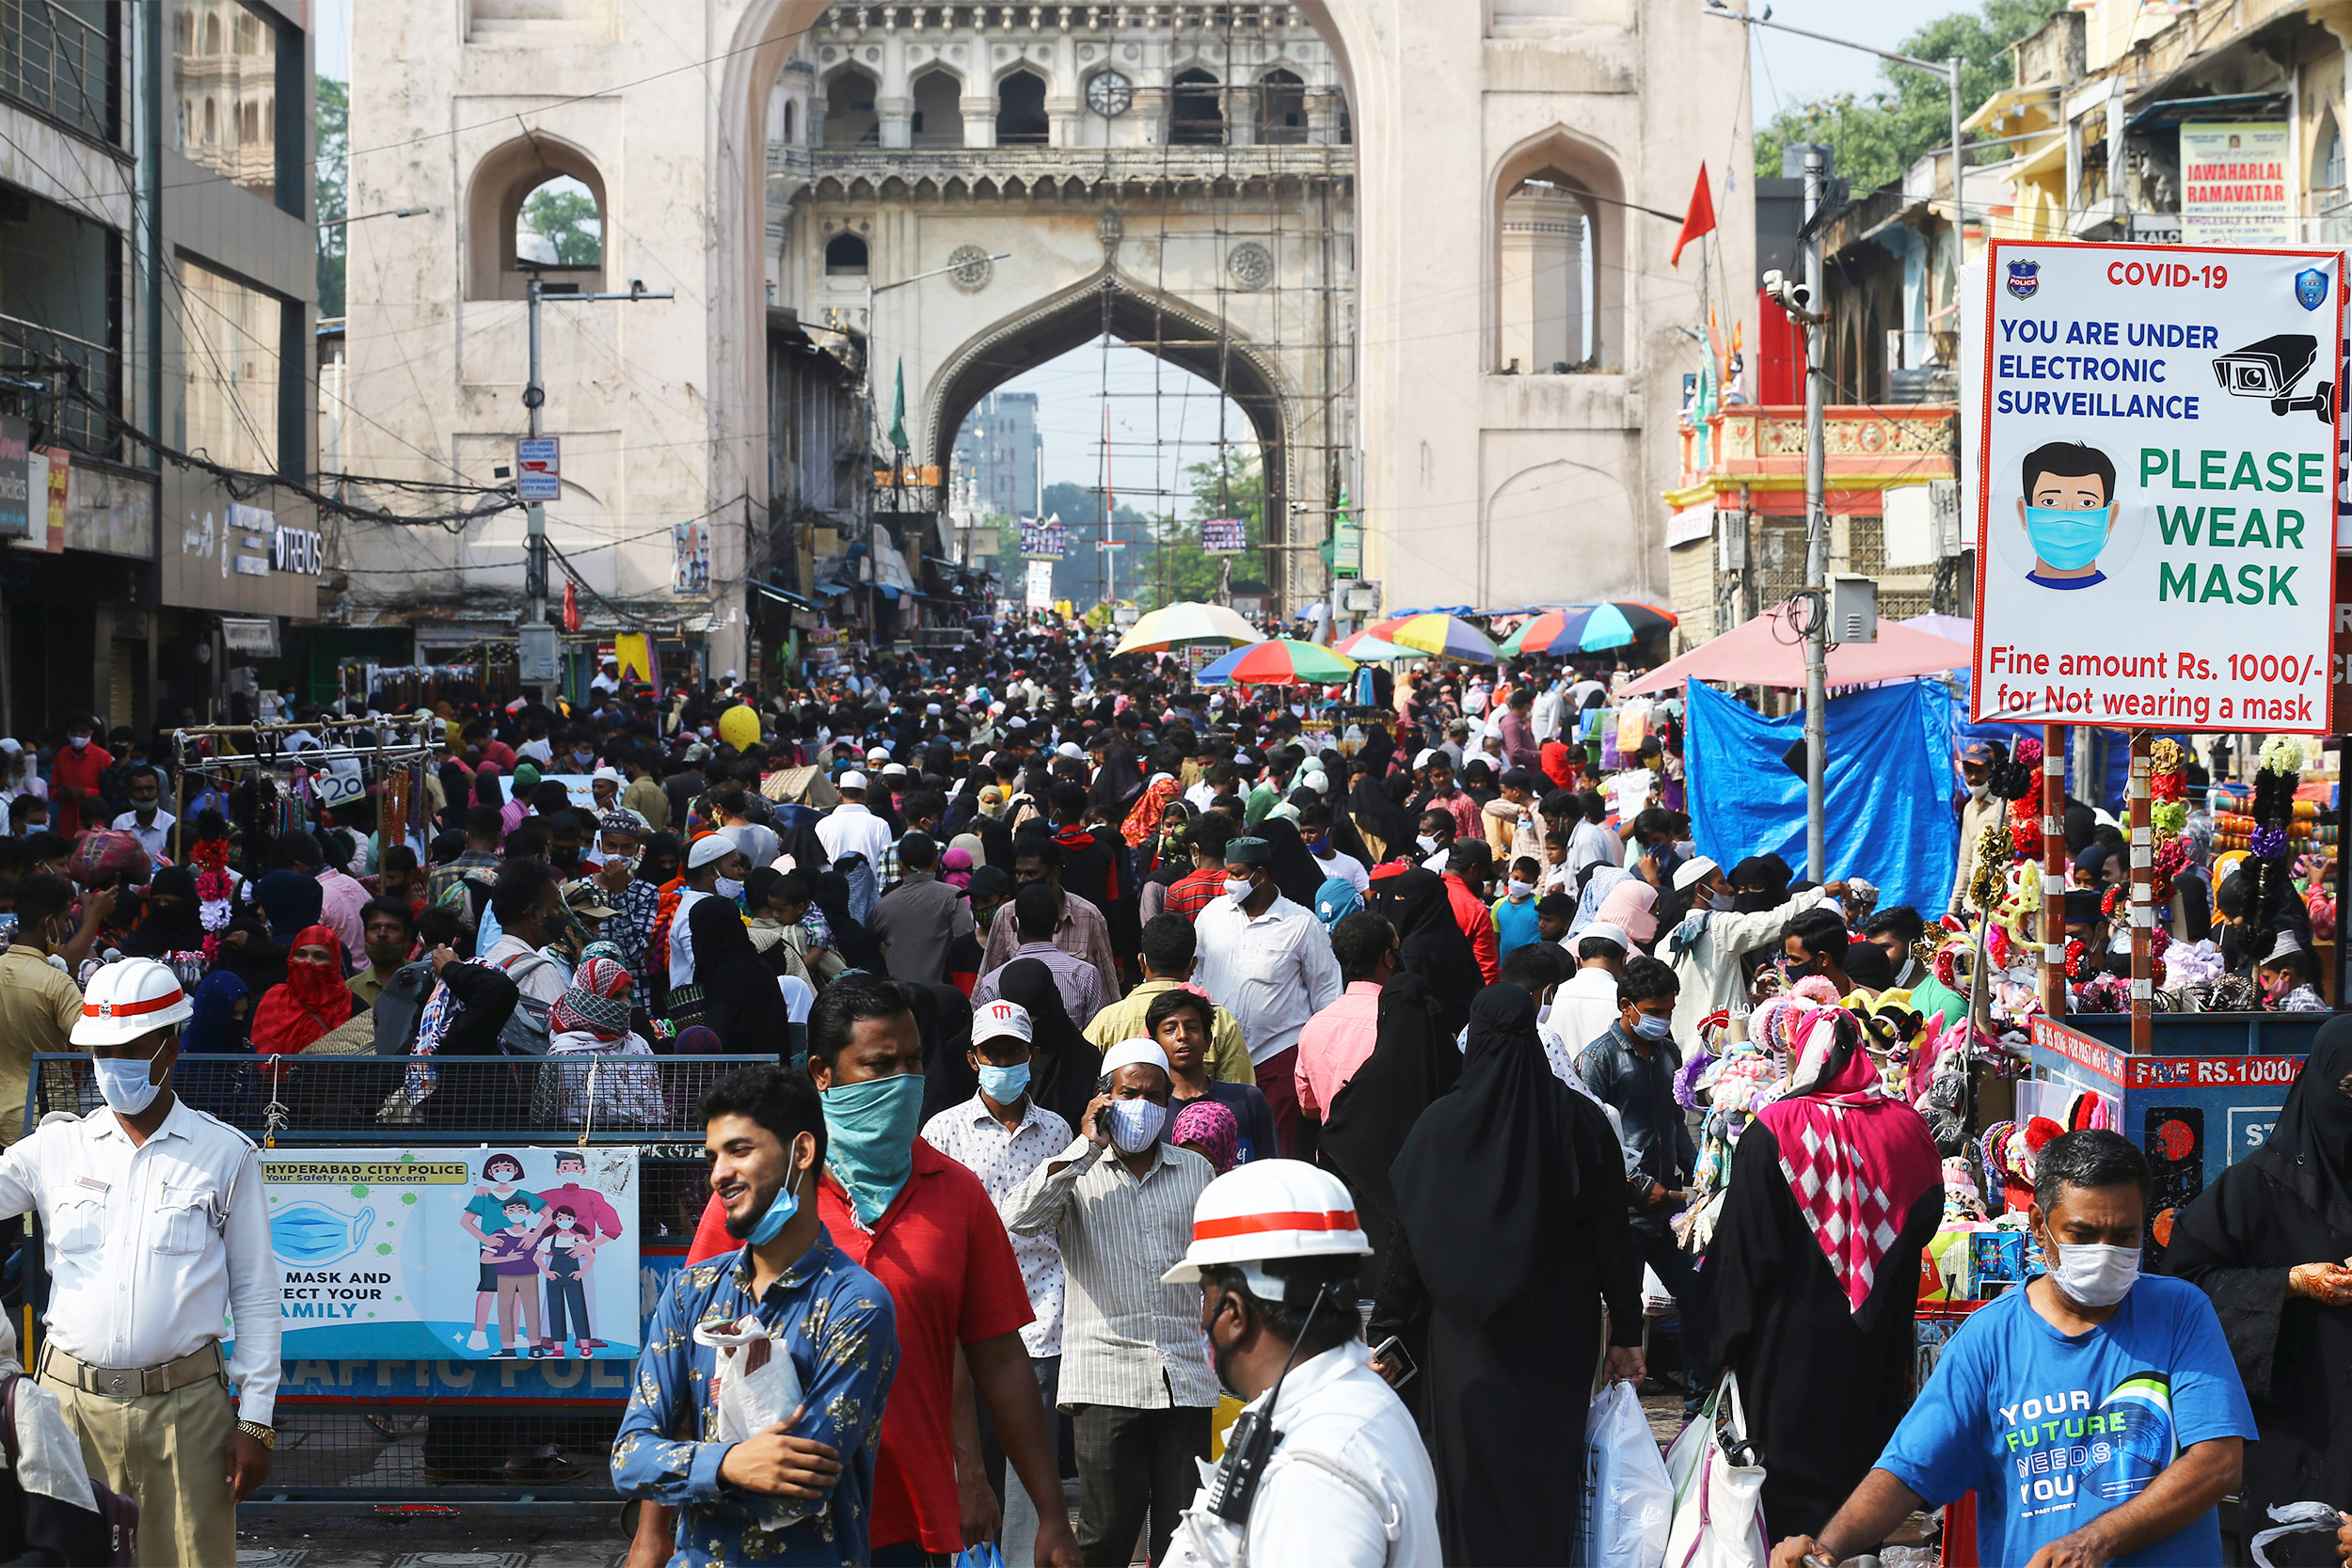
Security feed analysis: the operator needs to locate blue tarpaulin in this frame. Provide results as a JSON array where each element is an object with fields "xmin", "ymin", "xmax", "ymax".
[{"xmin": 1684, "ymin": 677, "xmax": 1959, "ymax": 914}]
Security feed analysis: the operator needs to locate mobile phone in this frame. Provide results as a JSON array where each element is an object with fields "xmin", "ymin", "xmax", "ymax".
[{"xmin": 1369, "ymin": 1335, "xmax": 1417, "ymax": 1391}]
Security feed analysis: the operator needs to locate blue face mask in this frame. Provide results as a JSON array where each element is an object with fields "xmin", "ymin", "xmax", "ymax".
[
  {"xmin": 1632, "ymin": 1013, "xmax": 1674, "ymax": 1042},
  {"xmin": 822, "ymin": 1074, "xmax": 926, "ymax": 1226},
  {"xmin": 744, "ymin": 1160, "xmax": 804, "ymax": 1247},
  {"xmin": 92, "ymin": 1054, "xmax": 163, "ymax": 1115},
  {"xmin": 269, "ymin": 1203, "xmax": 375, "ymax": 1268},
  {"xmin": 2022, "ymin": 504, "xmax": 2111, "ymax": 570},
  {"xmin": 977, "ymin": 1061, "xmax": 1031, "ymax": 1104}
]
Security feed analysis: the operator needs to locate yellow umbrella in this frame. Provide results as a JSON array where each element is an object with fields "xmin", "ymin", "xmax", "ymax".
[{"xmin": 1112, "ymin": 601, "xmax": 1265, "ymax": 656}]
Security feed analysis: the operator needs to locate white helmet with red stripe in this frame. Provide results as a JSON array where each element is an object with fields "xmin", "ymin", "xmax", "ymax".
[
  {"xmin": 1160, "ymin": 1159, "xmax": 1370, "ymax": 1284},
  {"xmin": 72, "ymin": 958, "xmax": 193, "ymax": 1048}
]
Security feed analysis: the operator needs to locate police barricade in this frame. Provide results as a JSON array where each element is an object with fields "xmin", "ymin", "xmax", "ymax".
[{"xmin": 25, "ymin": 1053, "xmax": 780, "ymax": 1517}]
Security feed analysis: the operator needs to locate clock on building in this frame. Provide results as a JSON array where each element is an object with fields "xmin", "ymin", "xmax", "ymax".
[{"xmin": 1087, "ymin": 71, "xmax": 1133, "ymax": 117}]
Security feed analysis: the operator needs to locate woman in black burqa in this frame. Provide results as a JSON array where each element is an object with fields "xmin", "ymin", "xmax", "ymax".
[
  {"xmin": 2165, "ymin": 1016, "xmax": 2352, "ymax": 1528},
  {"xmin": 1364, "ymin": 867, "xmax": 1483, "ymax": 1043},
  {"xmin": 1373, "ymin": 983, "xmax": 1642, "ymax": 1566},
  {"xmin": 689, "ymin": 895, "xmax": 787, "ymax": 1057}
]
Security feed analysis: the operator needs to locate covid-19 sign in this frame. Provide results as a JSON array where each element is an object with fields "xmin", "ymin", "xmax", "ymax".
[{"xmin": 1971, "ymin": 241, "xmax": 2341, "ymax": 733}]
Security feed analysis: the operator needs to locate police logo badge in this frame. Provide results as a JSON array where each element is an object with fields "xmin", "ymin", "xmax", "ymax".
[
  {"xmin": 2296, "ymin": 266, "xmax": 2329, "ymax": 311},
  {"xmin": 2006, "ymin": 260, "xmax": 2041, "ymax": 300}
]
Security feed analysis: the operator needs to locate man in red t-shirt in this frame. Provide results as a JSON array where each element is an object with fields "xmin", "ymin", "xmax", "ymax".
[
  {"xmin": 643, "ymin": 977, "xmax": 1081, "ymax": 1568},
  {"xmin": 1162, "ymin": 814, "xmax": 1232, "ymax": 922},
  {"xmin": 1442, "ymin": 840, "xmax": 1502, "ymax": 985},
  {"xmin": 48, "ymin": 714, "xmax": 110, "ymax": 840}
]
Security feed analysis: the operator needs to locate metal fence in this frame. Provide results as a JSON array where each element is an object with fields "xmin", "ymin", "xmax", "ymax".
[
  {"xmin": 0, "ymin": 313, "xmax": 119, "ymax": 457},
  {"xmin": 0, "ymin": 0, "xmax": 115, "ymax": 145},
  {"xmin": 25, "ymin": 1053, "xmax": 780, "ymax": 1513},
  {"xmin": 29, "ymin": 1053, "xmax": 777, "ymax": 1147}
]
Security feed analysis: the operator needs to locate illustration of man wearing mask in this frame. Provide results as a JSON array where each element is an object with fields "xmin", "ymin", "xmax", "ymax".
[{"xmin": 2017, "ymin": 439, "xmax": 2120, "ymax": 590}]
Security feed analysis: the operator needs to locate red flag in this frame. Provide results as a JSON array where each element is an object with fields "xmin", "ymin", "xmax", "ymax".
[
  {"xmin": 562, "ymin": 579, "xmax": 580, "ymax": 633},
  {"xmin": 1671, "ymin": 164, "xmax": 1717, "ymax": 269}
]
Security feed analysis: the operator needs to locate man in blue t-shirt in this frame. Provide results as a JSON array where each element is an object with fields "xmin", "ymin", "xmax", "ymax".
[{"xmin": 1771, "ymin": 1130, "xmax": 2254, "ymax": 1568}]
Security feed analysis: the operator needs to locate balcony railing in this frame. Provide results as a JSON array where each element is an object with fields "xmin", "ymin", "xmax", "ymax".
[
  {"xmin": 0, "ymin": 310, "xmax": 119, "ymax": 457},
  {"xmin": 0, "ymin": 0, "xmax": 116, "ymax": 148}
]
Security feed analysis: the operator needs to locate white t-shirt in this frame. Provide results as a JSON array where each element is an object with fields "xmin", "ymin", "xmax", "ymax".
[{"xmin": 1312, "ymin": 847, "xmax": 1369, "ymax": 895}]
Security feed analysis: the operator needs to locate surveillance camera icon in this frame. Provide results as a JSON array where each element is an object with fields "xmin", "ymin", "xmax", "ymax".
[{"xmin": 2211, "ymin": 333, "xmax": 2332, "ymax": 421}]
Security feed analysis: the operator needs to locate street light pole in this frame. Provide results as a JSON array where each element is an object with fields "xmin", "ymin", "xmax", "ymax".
[
  {"xmin": 519, "ymin": 274, "xmax": 675, "ymax": 695},
  {"xmin": 1801, "ymin": 145, "xmax": 1829, "ymax": 879}
]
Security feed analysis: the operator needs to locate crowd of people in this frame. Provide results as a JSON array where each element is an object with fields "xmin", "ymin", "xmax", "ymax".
[{"xmin": 0, "ymin": 617, "xmax": 2350, "ymax": 1566}]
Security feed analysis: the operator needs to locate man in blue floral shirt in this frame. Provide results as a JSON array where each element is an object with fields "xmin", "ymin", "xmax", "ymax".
[{"xmin": 613, "ymin": 1065, "xmax": 898, "ymax": 1565}]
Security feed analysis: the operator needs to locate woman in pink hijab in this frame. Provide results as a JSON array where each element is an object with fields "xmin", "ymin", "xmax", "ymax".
[{"xmin": 1592, "ymin": 877, "xmax": 1661, "ymax": 948}]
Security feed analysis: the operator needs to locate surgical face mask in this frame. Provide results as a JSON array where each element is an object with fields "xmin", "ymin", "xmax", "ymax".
[
  {"xmin": 977, "ymin": 1060, "xmax": 1031, "ymax": 1103},
  {"xmin": 573, "ymin": 750, "xmax": 595, "ymax": 767},
  {"xmin": 743, "ymin": 1160, "xmax": 804, "ymax": 1246},
  {"xmin": 268, "ymin": 1202, "xmax": 375, "ymax": 1267},
  {"xmin": 1967, "ymin": 781, "xmax": 1990, "ymax": 802},
  {"xmin": 68, "ymin": 735, "xmax": 88, "ymax": 750},
  {"xmin": 1308, "ymin": 833, "xmax": 1331, "ymax": 855},
  {"xmin": 555, "ymin": 1216, "xmax": 577, "ymax": 1231},
  {"xmin": 1223, "ymin": 877, "xmax": 1255, "ymax": 902},
  {"xmin": 601, "ymin": 848, "xmax": 637, "ymax": 872},
  {"xmin": 1631, "ymin": 1012, "xmax": 1674, "ymax": 1043},
  {"xmin": 2044, "ymin": 1237, "xmax": 2140, "ymax": 1307},
  {"xmin": 1674, "ymin": 840, "xmax": 1694, "ymax": 860},
  {"xmin": 92, "ymin": 1053, "xmax": 164, "ymax": 1115},
  {"xmin": 1106, "ymin": 1097, "xmax": 1169, "ymax": 1153},
  {"xmin": 2022, "ymin": 503, "xmax": 2112, "ymax": 570},
  {"xmin": 1506, "ymin": 880, "xmax": 1534, "ymax": 900},
  {"xmin": 1415, "ymin": 834, "xmax": 1438, "ymax": 854},
  {"xmin": 1708, "ymin": 891, "xmax": 1737, "ymax": 911},
  {"xmin": 714, "ymin": 876, "xmax": 744, "ymax": 900}
]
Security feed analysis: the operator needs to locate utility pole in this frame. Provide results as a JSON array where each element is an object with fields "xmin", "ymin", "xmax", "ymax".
[
  {"xmin": 521, "ymin": 273, "xmax": 674, "ymax": 698},
  {"xmin": 1802, "ymin": 145, "xmax": 1829, "ymax": 880}
]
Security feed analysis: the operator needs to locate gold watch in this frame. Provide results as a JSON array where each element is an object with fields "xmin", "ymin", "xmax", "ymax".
[{"xmin": 236, "ymin": 1420, "xmax": 277, "ymax": 1450}]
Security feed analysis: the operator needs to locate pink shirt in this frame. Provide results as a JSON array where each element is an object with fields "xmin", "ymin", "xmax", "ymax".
[{"xmin": 1294, "ymin": 981, "xmax": 1386, "ymax": 1118}]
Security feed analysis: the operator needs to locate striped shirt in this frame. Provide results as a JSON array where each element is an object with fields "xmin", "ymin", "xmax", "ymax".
[{"xmin": 1002, "ymin": 1136, "xmax": 1218, "ymax": 1410}]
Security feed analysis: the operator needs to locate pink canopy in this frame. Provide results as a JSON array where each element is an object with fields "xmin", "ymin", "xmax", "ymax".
[{"xmin": 1619, "ymin": 602, "xmax": 1972, "ymax": 695}]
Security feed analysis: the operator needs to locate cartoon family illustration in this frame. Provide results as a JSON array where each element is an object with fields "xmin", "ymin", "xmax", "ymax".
[{"xmin": 456, "ymin": 1150, "xmax": 626, "ymax": 1358}]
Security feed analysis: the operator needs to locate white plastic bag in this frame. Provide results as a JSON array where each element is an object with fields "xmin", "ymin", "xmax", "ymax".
[
  {"xmin": 1582, "ymin": 1381, "xmax": 1672, "ymax": 1568},
  {"xmin": 691, "ymin": 1313, "xmax": 808, "ymax": 1531},
  {"xmin": 1661, "ymin": 1371, "xmax": 1770, "ymax": 1568}
]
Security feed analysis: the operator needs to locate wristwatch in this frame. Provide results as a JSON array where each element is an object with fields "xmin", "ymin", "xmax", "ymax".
[{"xmin": 236, "ymin": 1420, "xmax": 277, "ymax": 1450}]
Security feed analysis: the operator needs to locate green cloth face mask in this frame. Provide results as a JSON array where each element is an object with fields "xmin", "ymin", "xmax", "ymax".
[{"xmin": 820, "ymin": 1073, "xmax": 926, "ymax": 1226}]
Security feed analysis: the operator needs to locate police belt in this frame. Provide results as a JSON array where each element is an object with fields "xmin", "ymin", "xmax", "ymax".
[{"xmin": 38, "ymin": 1341, "xmax": 223, "ymax": 1399}]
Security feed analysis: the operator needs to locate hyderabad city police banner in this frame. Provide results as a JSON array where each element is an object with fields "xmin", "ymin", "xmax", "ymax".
[
  {"xmin": 1972, "ymin": 240, "xmax": 2342, "ymax": 733},
  {"xmin": 247, "ymin": 1147, "xmax": 643, "ymax": 1362}
]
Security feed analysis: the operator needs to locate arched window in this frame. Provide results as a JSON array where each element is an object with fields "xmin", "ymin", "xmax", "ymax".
[
  {"xmin": 1258, "ymin": 69, "xmax": 1306, "ymax": 145},
  {"xmin": 996, "ymin": 71, "xmax": 1048, "ymax": 146},
  {"xmin": 912, "ymin": 70, "xmax": 963, "ymax": 148},
  {"xmin": 1170, "ymin": 69, "xmax": 1222, "ymax": 146},
  {"xmin": 202, "ymin": 97, "xmax": 216, "ymax": 145},
  {"xmin": 1493, "ymin": 133, "xmax": 1624, "ymax": 374},
  {"xmin": 821, "ymin": 68, "xmax": 879, "ymax": 148},
  {"xmin": 825, "ymin": 231, "xmax": 868, "ymax": 277},
  {"xmin": 201, "ymin": 11, "xmax": 220, "ymax": 54},
  {"xmin": 2315, "ymin": 111, "xmax": 2347, "ymax": 240},
  {"xmin": 781, "ymin": 100, "xmax": 796, "ymax": 144},
  {"xmin": 465, "ymin": 136, "xmax": 609, "ymax": 300}
]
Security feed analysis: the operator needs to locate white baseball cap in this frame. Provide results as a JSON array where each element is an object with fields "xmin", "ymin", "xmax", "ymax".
[
  {"xmin": 72, "ymin": 958, "xmax": 193, "ymax": 1048},
  {"xmin": 838, "ymin": 770, "xmax": 869, "ymax": 791},
  {"xmin": 972, "ymin": 999, "xmax": 1033, "ymax": 1046},
  {"xmin": 1161, "ymin": 1160, "xmax": 1372, "ymax": 1284}
]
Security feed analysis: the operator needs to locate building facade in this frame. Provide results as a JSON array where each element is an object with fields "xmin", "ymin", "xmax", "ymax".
[
  {"xmin": 0, "ymin": 0, "xmax": 317, "ymax": 740},
  {"xmin": 339, "ymin": 1, "xmax": 1751, "ymax": 679},
  {"xmin": 954, "ymin": 391, "xmax": 1041, "ymax": 520}
]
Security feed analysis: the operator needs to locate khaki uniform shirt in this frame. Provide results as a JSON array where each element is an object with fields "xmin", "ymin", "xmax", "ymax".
[{"xmin": 0, "ymin": 947, "xmax": 82, "ymax": 1143}]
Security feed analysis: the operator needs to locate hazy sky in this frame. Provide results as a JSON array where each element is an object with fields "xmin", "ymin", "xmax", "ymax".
[{"xmin": 1743, "ymin": 0, "xmax": 1971, "ymax": 127}]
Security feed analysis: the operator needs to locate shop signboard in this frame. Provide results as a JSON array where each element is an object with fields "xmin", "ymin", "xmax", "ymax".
[
  {"xmin": 247, "ymin": 1146, "xmax": 643, "ymax": 1362},
  {"xmin": 162, "ymin": 473, "xmax": 320, "ymax": 616},
  {"xmin": 0, "ymin": 415, "xmax": 28, "ymax": 539},
  {"xmin": 1021, "ymin": 521, "xmax": 1065, "ymax": 560},
  {"xmin": 2179, "ymin": 123, "xmax": 2291, "ymax": 247},
  {"xmin": 1971, "ymin": 240, "xmax": 2341, "ymax": 734},
  {"xmin": 1025, "ymin": 558, "xmax": 1055, "ymax": 611},
  {"xmin": 60, "ymin": 461, "xmax": 155, "ymax": 559}
]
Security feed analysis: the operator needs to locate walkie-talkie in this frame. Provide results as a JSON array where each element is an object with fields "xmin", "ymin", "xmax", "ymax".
[{"xmin": 1204, "ymin": 1281, "xmax": 1331, "ymax": 1524}]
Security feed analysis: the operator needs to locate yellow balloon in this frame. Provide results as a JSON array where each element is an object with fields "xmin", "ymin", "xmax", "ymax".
[{"xmin": 717, "ymin": 704, "xmax": 762, "ymax": 752}]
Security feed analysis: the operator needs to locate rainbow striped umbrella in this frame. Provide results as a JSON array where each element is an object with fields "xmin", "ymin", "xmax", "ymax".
[
  {"xmin": 1194, "ymin": 639, "xmax": 1359, "ymax": 686},
  {"xmin": 1332, "ymin": 629, "xmax": 1412, "ymax": 661},
  {"xmin": 1504, "ymin": 601, "xmax": 1676, "ymax": 656},
  {"xmin": 1370, "ymin": 613, "xmax": 1499, "ymax": 664}
]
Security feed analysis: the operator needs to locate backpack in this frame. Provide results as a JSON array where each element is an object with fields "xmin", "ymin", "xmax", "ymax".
[
  {"xmin": 494, "ymin": 951, "xmax": 559, "ymax": 1057},
  {"xmin": 0, "ymin": 1371, "xmax": 135, "ymax": 1565}
]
